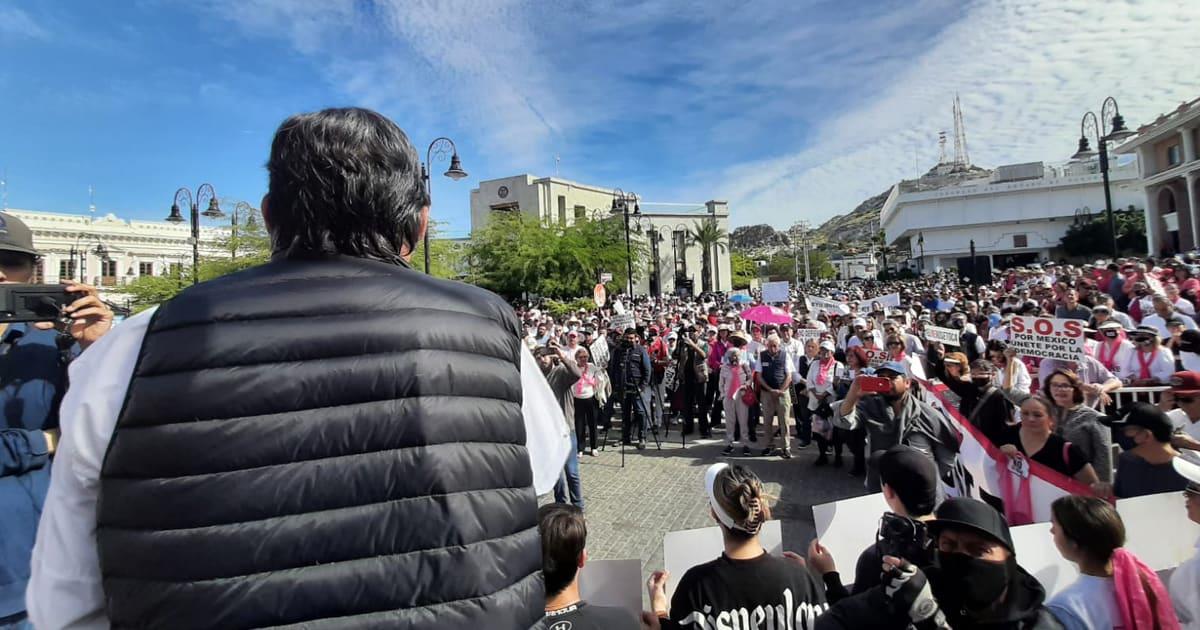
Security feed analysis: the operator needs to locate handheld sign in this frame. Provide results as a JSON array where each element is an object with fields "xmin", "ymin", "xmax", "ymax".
[
  {"xmin": 924, "ymin": 325, "xmax": 961, "ymax": 347},
  {"xmin": 807, "ymin": 296, "xmax": 850, "ymax": 316},
  {"xmin": 593, "ymin": 283, "xmax": 607, "ymax": 309},
  {"xmin": 589, "ymin": 336, "xmax": 610, "ymax": 366},
  {"xmin": 762, "ymin": 281, "xmax": 790, "ymax": 304},
  {"xmin": 1008, "ymin": 316, "xmax": 1086, "ymax": 362},
  {"xmin": 794, "ymin": 329, "xmax": 823, "ymax": 344},
  {"xmin": 610, "ymin": 313, "xmax": 635, "ymax": 332},
  {"xmin": 863, "ymin": 347, "xmax": 888, "ymax": 368}
]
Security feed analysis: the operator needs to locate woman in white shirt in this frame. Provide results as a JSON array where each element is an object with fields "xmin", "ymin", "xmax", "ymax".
[
  {"xmin": 719, "ymin": 346, "xmax": 755, "ymax": 457},
  {"xmin": 1118, "ymin": 325, "xmax": 1177, "ymax": 386},
  {"xmin": 807, "ymin": 340, "xmax": 844, "ymax": 467},
  {"xmin": 1171, "ymin": 455, "xmax": 1200, "ymax": 629},
  {"xmin": 1094, "ymin": 320, "xmax": 1134, "ymax": 374},
  {"xmin": 1047, "ymin": 495, "xmax": 1180, "ymax": 630},
  {"xmin": 572, "ymin": 348, "xmax": 607, "ymax": 456}
]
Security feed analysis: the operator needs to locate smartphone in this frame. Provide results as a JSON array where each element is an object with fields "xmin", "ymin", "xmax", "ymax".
[
  {"xmin": 0, "ymin": 284, "xmax": 73, "ymax": 323},
  {"xmin": 858, "ymin": 375, "xmax": 894, "ymax": 394}
]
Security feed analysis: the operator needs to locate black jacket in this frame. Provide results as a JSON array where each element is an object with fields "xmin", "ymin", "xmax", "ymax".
[
  {"xmin": 96, "ymin": 255, "xmax": 543, "ymax": 629},
  {"xmin": 609, "ymin": 342, "xmax": 651, "ymax": 392}
]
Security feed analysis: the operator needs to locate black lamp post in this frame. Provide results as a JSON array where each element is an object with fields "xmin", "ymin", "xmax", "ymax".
[
  {"xmin": 421, "ymin": 137, "xmax": 468, "ymax": 274},
  {"xmin": 165, "ymin": 184, "xmax": 222, "ymax": 285},
  {"xmin": 1071, "ymin": 97, "xmax": 1135, "ymax": 258},
  {"xmin": 230, "ymin": 201, "xmax": 257, "ymax": 260},
  {"xmin": 612, "ymin": 188, "xmax": 640, "ymax": 298},
  {"xmin": 917, "ymin": 232, "xmax": 925, "ymax": 276},
  {"xmin": 69, "ymin": 233, "xmax": 110, "ymax": 283}
]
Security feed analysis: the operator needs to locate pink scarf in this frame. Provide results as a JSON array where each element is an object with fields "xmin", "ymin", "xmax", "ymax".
[
  {"xmin": 1136, "ymin": 349, "xmax": 1158, "ymax": 380},
  {"xmin": 815, "ymin": 356, "xmax": 835, "ymax": 386},
  {"xmin": 1112, "ymin": 548, "xmax": 1181, "ymax": 630},
  {"xmin": 1097, "ymin": 334, "xmax": 1125, "ymax": 370},
  {"xmin": 574, "ymin": 368, "xmax": 597, "ymax": 397},
  {"xmin": 727, "ymin": 362, "xmax": 744, "ymax": 399}
]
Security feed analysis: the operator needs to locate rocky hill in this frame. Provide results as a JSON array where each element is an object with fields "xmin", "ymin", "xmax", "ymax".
[
  {"xmin": 731, "ymin": 224, "xmax": 790, "ymax": 250},
  {"xmin": 810, "ymin": 189, "xmax": 890, "ymax": 246}
]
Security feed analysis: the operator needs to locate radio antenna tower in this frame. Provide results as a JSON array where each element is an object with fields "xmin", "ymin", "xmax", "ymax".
[{"xmin": 952, "ymin": 93, "xmax": 971, "ymax": 171}]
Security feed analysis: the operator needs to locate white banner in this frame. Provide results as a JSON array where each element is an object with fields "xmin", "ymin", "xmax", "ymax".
[
  {"xmin": 863, "ymin": 347, "xmax": 888, "ymax": 368},
  {"xmin": 578, "ymin": 559, "xmax": 642, "ymax": 617},
  {"xmin": 663, "ymin": 521, "xmax": 782, "ymax": 601},
  {"xmin": 610, "ymin": 313, "xmax": 635, "ymax": 332},
  {"xmin": 762, "ymin": 281, "xmax": 791, "ymax": 304},
  {"xmin": 812, "ymin": 493, "xmax": 888, "ymax": 587},
  {"xmin": 1007, "ymin": 316, "xmax": 1087, "ymax": 362},
  {"xmin": 794, "ymin": 329, "xmax": 824, "ymax": 344},
  {"xmin": 1116, "ymin": 491, "xmax": 1200, "ymax": 571},
  {"xmin": 806, "ymin": 296, "xmax": 850, "ymax": 316},
  {"xmin": 923, "ymin": 325, "xmax": 961, "ymax": 347},
  {"xmin": 856, "ymin": 293, "xmax": 901, "ymax": 314},
  {"xmin": 589, "ymin": 336, "xmax": 610, "ymax": 367}
]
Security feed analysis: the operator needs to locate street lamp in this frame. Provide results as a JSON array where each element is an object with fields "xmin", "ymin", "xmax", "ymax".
[
  {"xmin": 165, "ymin": 184, "xmax": 223, "ymax": 285},
  {"xmin": 421, "ymin": 137, "xmax": 468, "ymax": 274},
  {"xmin": 1071, "ymin": 97, "xmax": 1134, "ymax": 258},
  {"xmin": 69, "ymin": 233, "xmax": 110, "ymax": 283},
  {"xmin": 229, "ymin": 201, "xmax": 257, "ymax": 260},
  {"xmin": 917, "ymin": 232, "xmax": 925, "ymax": 276},
  {"xmin": 612, "ymin": 188, "xmax": 640, "ymax": 298}
]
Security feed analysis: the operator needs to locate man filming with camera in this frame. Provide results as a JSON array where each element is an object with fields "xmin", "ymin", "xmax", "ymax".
[
  {"xmin": 0, "ymin": 212, "xmax": 112, "ymax": 630},
  {"xmin": 609, "ymin": 327, "xmax": 652, "ymax": 449}
]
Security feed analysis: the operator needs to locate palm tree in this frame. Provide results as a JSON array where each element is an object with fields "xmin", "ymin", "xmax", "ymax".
[{"xmin": 689, "ymin": 219, "xmax": 728, "ymax": 293}]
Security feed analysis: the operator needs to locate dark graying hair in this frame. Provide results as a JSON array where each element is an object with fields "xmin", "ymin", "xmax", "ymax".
[{"xmin": 265, "ymin": 107, "xmax": 430, "ymax": 263}]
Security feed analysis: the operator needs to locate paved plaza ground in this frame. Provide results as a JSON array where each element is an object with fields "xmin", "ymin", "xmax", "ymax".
[{"xmin": 560, "ymin": 422, "xmax": 871, "ymax": 603}]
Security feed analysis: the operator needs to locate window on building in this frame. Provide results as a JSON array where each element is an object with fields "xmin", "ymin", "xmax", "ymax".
[
  {"xmin": 1167, "ymin": 144, "xmax": 1183, "ymax": 167},
  {"xmin": 101, "ymin": 259, "xmax": 118, "ymax": 286},
  {"xmin": 574, "ymin": 205, "xmax": 586, "ymax": 221},
  {"xmin": 673, "ymin": 230, "xmax": 688, "ymax": 276},
  {"xmin": 33, "ymin": 259, "xmax": 44, "ymax": 283},
  {"xmin": 557, "ymin": 195, "xmax": 567, "ymax": 225},
  {"xmin": 139, "ymin": 261, "xmax": 154, "ymax": 276},
  {"xmin": 59, "ymin": 260, "xmax": 76, "ymax": 280},
  {"xmin": 1013, "ymin": 234, "xmax": 1028, "ymax": 248}
]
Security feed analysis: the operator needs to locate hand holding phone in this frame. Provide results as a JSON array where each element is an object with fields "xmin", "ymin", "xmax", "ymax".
[{"xmin": 857, "ymin": 375, "xmax": 893, "ymax": 394}]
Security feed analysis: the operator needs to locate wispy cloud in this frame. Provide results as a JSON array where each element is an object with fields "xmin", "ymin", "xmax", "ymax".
[{"xmin": 0, "ymin": 6, "xmax": 50, "ymax": 40}]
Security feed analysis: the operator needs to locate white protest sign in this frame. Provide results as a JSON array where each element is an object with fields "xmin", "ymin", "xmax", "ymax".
[
  {"xmin": 812, "ymin": 493, "xmax": 888, "ymax": 587},
  {"xmin": 612, "ymin": 300, "xmax": 626, "ymax": 315},
  {"xmin": 589, "ymin": 336, "xmax": 610, "ymax": 367},
  {"xmin": 762, "ymin": 281, "xmax": 791, "ymax": 304},
  {"xmin": 856, "ymin": 293, "xmax": 901, "ymax": 313},
  {"xmin": 863, "ymin": 347, "xmax": 888, "ymax": 368},
  {"xmin": 807, "ymin": 296, "xmax": 851, "ymax": 316},
  {"xmin": 1117, "ymin": 491, "xmax": 1200, "ymax": 571},
  {"xmin": 663, "ymin": 521, "xmax": 782, "ymax": 601},
  {"xmin": 1009, "ymin": 521, "xmax": 1079, "ymax": 597},
  {"xmin": 578, "ymin": 559, "xmax": 642, "ymax": 616},
  {"xmin": 610, "ymin": 313, "xmax": 635, "ymax": 332},
  {"xmin": 1007, "ymin": 316, "xmax": 1086, "ymax": 363},
  {"xmin": 794, "ymin": 329, "xmax": 824, "ymax": 344},
  {"xmin": 924, "ymin": 325, "xmax": 961, "ymax": 347}
]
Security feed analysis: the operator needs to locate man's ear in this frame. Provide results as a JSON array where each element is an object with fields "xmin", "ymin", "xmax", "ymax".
[
  {"xmin": 578, "ymin": 548, "xmax": 588, "ymax": 569},
  {"xmin": 402, "ymin": 206, "xmax": 430, "ymax": 262},
  {"xmin": 260, "ymin": 195, "xmax": 272, "ymax": 232}
]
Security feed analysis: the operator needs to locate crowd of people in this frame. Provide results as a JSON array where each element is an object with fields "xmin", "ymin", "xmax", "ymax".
[{"xmin": 1, "ymin": 106, "xmax": 1198, "ymax": 629}]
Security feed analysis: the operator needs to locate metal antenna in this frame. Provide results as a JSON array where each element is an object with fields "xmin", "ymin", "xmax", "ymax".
[{"xmin": 953, "ymin": 94, "xmax": 971, "ymax": 170}]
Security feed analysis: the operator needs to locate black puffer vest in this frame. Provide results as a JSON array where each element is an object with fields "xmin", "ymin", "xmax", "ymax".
[{"xmin": 96, "ymin": 255, "xmax": 543, "ymax": 629}]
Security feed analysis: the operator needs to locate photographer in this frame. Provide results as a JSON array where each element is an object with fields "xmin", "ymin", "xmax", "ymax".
[
  {"xmin": 609, "ymin": 327, "xmax": 652, "ymax": 449},
  {"xmin": 1, "ymin": 211, "xmax": 112, "ymax": 628},
  {"xmin": 538, "ymin": 344, "xmax": 584, "ymax": 508}
]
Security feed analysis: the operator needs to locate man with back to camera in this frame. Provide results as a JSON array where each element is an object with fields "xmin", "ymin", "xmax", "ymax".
[
  {"xmin": 0, "ymin": 212, "xmax": 112, "ymax": 630},
  {"xmin": 27, "ymin": 108, "xmax": 571, "ymax": 629},
  {"xmin": 537, "ymin": 503, "xmax": 639, "ymax": 629}
]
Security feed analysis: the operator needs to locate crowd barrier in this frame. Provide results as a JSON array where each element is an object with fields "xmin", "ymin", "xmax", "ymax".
[{"xmin": 1107, "ymin": 385, "xmax": 1170, "ymax": 411}]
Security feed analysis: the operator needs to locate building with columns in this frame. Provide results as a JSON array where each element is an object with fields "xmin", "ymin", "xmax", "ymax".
[
  {"xmin": 5, "ymin": 208, "xmax": 224, "ymax": 302},
  {"xmin": 1114, "ymin": 96, "xmax": 1200, "ymax": 255},
  {"xmin": 470, "ymin": 174, "xmax": 732, "ymax": 295}
]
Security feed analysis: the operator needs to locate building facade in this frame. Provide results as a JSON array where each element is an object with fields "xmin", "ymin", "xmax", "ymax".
[
  {"xmin": 830, "ymin": 251, "xmax": 878, "ymax": 280},
  {"xmin": 880, "ymin": 160, "xmax": 1143, "ymax": 273},
  {"xmin": 7, "ymin": 208, "xmax": 224, "ymax": 301},
  {"xmin": 1114, "ymin": 96, "xmax": 1200, "ymax": 255},
  {"xmin": 470, "ymin": 174, "xmax": 733, "ymax": 295}
]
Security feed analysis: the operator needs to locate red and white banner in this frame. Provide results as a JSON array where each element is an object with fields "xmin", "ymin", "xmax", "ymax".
[
  {"xmin": 1007, "ymin": 316, "xmax": 1086, "ymax": 363},
  {"xmin": 918, "ymin": 378, "xmax": 1093, "ymax": 525}
]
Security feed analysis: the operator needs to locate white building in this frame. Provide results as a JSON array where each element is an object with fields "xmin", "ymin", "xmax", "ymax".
[
  {"xmin": 6, "ymin": 208, "xmax": 224, "ymax": 302},
  {"xmin": 470, "ymin": 174, "xmax": 732, "ymax": 295},
  {"xmin": 830, "ymin": 251, "xmax": 878, "ymax": 280},
  {"xmin": 1113, "ymin": 96, "xmax": 1200, "ymax": 255},
  {"xmin": 880, "ymin": 160, "xmax": 1143, "ymax": 274}
]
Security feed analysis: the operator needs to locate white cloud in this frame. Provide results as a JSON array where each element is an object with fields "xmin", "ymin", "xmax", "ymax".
[
  {"xmin": 0, "ymin": 6, "xmax": 50, "ymax": 40},
  {"xmin": 716, "ymin": 0, "xmax": 1200, "ymax": 228}
]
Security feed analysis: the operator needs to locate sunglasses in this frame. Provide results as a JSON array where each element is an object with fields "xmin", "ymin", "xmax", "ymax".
[{"xmin": 887, "ymin": 341, "xmax": 903, "ymax": 347}]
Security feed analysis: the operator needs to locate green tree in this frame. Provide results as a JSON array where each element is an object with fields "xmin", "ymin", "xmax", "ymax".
[
  {"xmin": 689, "ymin": 219, "xmax": 727, "ymax": 292},
  {"xmin": 1060, "ymin": 206, "xmax": 1146, "ymax": 258},
  {"xmin": 730, "ymin": 251, "xmax": 757, "ymax": 289},
  {"xmin": 411, "ymin": 222, "xmax": 466, "ymax": 279}
]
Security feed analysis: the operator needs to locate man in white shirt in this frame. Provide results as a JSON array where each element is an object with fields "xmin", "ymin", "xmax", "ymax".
[
  {"xmin": 1158, "ymin": 371, "xmax": 1200, "ymax": 452},
  {"xmin": 1166, "ymin": 283, "xmax": 1197, "ymax": 316},
  {"xmin": 1142, "ymin": 294, "xmax": 1198, "ymax": 339},
  {"xmin": 26, "ymin": 108, "xmax": 571, "ymax": 630}
]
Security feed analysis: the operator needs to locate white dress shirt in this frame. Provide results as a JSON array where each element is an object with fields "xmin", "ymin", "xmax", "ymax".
[
  {"xmin": 27, "ymin": 307, "xmax": 569, "ymax": 629},
  {"xmin": 1117, "ymin": 346, "xmax": 1177, "ymax": 383}
]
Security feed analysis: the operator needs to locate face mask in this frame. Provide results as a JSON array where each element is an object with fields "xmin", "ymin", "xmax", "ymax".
[
  {"xmin": 1115, "ymin": 430, "xmax": 1140, "ymax": 451},
  {"xmin": 929, "ymin": 552, "xmax": 1013, "ymax": 613},
  {"xmin": 971, "ymin": 376, "xmax": 993, "ymax": 389}
]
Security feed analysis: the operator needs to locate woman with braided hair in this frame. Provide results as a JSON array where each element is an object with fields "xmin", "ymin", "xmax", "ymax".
[{"xmin": 644, "ymin": 463, "xmax": 827, "ymax": 629}]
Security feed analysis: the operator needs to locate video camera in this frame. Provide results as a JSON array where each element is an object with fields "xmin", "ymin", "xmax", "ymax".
[
  {"xmin": 0, "ymin": 284, "xmax": 74, "ymax": 324},
  {"xmin": 876, "ymin": 512, "xmax": 932, "ymax": 563}
]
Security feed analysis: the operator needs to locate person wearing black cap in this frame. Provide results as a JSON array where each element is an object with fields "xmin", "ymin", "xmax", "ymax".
[
  {"xmin": 818, "ymin": 497, "xmax": 1061, "ymax": 630},
  {"xmin": 0, "ymin": 212, "xmax": 112, "ymax": 627},
  {"xmin": 1108, "ymin": 402, "xmax": 1189, "ymax": 499}
]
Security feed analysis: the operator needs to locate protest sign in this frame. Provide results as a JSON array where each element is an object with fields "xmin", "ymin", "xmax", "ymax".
[
  {"xmin": 1007, "ymin": 316, "xmax": 1086, "ymax": 362},
  {"xmin": 762, "ymin": 281, "xmax": 790, "ymax": 304},
  {"xmin": 611, "ymin": 299, "xmax": 626, "ymax": 315},
  {"xmin": 863, "ymin": 347, "xmax": 888, "ymax": 368},
  {"xmin": 1116, "ymin": 491, "xmax": 1200, "ymax": 571},
  {"xmin": 794, "ymin": 329, "xmax": 824, "ymax": 344},
  {"xmin": 589, "ymin": 336, "xmax": 609, "ymax": 366},
  {"xmin": 1008, "ymin": 522, "xmax": 1079, "ymax": 597},
  {"xmin": 806, "ymin": 296, "xmax": 850, "ymax": 316},
  {"xmin": 812, "ymin": 493, "xmax": 888, "ymax": 587},
  {"xmin": 855, "ymin": 293, "xmax": 901, "ymax": 313},
  {"xmin": 610, "ymin": 312, "xmax": 635, "ymax": 332},
  {"xmin": 664, "ymin": 521, "xmax": 782, "ymax": 601},
  {"xmin": 578, "ymin": 559, "xmax": 642, "ymax": 616},
  {"xmin": 923, "ymin": 325, "xmax": 961, "ymax": 347}
]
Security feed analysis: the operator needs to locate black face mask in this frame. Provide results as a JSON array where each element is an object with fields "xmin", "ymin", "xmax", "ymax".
[
  {"xmin": 929, "ymin": 551, "xmax": 1013, "ymax": 613},
  {"xmin": 1115, "ymin": 430, "xmax": 1139, "ymax": 451}
]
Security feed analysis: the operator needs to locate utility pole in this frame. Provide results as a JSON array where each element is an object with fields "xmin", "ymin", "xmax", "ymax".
[{"xmin": 793, "ymin": 220, "xmax": 811, "ymax": 284}]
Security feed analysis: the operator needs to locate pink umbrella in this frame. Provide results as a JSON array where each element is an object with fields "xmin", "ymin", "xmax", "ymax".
[{"xmin": 739, "ymin": 305, "xmax": 793, "ymax": 325}]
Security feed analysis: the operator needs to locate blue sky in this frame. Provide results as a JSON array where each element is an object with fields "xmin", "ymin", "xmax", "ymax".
[{"xmin": 2, "ymin": 0, "xmax": 1199, "ymax": 236}]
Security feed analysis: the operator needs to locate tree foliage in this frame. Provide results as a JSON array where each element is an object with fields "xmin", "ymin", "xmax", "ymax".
[
  {"xmin": 730, "ymin": 251, "xmax": 757, "ymax": 289},
  {"xmin": 689, "ymin": 219, "xmax": 728, "ymax": 292},
  {"xmin": 1059, "ymin": 206, "xmax": 1146, "ymax": 258},
  {"xmin": 761, "ymin": 249, "xmax": 835, "ymax": 282},
  {"xmin": 467, "ymin": 212, "xmax": 646, "ymax": 299}
]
